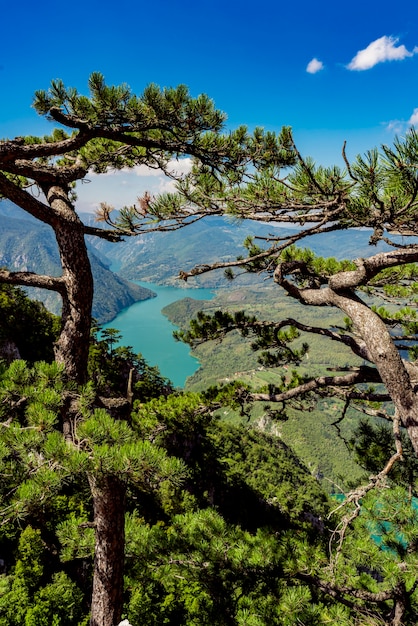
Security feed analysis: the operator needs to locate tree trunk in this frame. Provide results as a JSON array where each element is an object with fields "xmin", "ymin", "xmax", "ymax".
[
  {"xmin": 46, "ymin": 185, "xmax": 94, "ymax": 384},
  {"xmin": 390, "ymin": 581, "xmax": 408, "ymax": 626},
  {"xmin": 278, "ymin": 271, "xmax": 418, "ymax": 455},
  {"xmin": 88, "ymin": 474, "xmax": 126, "ymax": 626},
  {"xmin": 331, "ymin": 291, "xmax": 418, "ymax": 455},
  {"xmin": 54, "ymin": 221, "xmax": 93, "ymax": 384},
  {"xmin": 46, "ymin": 187, "xmax": 126, "ymax": 624}
]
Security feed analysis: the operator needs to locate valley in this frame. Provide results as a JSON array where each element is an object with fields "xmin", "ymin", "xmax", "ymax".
[{"xmin": 0, "ymin": 198, "xmax": 387, "ymax": 490}]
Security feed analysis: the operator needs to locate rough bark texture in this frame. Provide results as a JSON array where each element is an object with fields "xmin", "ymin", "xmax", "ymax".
[
  {"xmin": 390, "ymin": 582, "xmax": 408, "ymax": 626},
  {"xmin": 275, "ymin": 261, "xmax": 418, "ymax": 456},
  {"xmin": 88, "ymin": 475, "xmax": 126, "ymax": 626},
  {"xmin": 42, "ymin": 185, "xmax": 94, "ymax": 384},
  {"xmin": 331, "ymin": 290, "xmax": 418, "ymax": 454},
  {"xmin": 52, "ymin": 218, "xmax": 93, "ymax": 384},
  {"xmin": 0, "ymin": 175, "xmax": 94, "ymax": 384}
]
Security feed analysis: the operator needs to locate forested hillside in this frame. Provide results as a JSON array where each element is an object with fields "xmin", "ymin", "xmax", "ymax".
[
  {"xmin": 1, "ymin": 282, "xmax": 416, "ymax": 626},
  {"xmin": 163, "ymin": 284, "xmax": 367, "ymax": 490},
  {"xmin": 0, "ymin": 285, "xmax": 334, "ymax": 626}
]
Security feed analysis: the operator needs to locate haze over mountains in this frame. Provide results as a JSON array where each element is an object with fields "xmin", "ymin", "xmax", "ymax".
[
  {"xmin": 0, "ymin": 200, "xmax": 155, "ymax": 323},
  {"xmin": 1, "ymin": 198, "xmax": 396, "ymax": 322},
  {"xmin": 85, "ymin": 213, "xmax": 395, "ymax": 288}
]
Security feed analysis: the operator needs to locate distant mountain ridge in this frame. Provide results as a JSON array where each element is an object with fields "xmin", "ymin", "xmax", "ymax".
[
  {"xmin": 0, "ymin": 198, "xmax": 399, "ymax": 320},
  {"xmin": 84, "ymin": 212, "xmax": 395, "ymax": 288},
  {"xmin": 0, "ymin": 201, "xmax": 155, "ymax": 323}
]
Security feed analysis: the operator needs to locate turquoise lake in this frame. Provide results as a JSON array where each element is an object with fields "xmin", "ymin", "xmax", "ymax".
[{"xmin": 102, "ymin": 282, "xmax": 215, "ymax": 387}]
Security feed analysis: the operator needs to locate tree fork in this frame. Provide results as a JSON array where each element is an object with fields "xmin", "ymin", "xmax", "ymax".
[{"xmin": 332, "ymin": 290, "xmax": 418, "ymax": 455}]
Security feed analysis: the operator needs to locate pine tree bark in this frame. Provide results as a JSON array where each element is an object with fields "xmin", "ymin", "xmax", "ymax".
[
  {"xmin": 53, "ymin": 220, "xmax": 93, "ymax": 384},
  {"xmin": 88, "ymin": 474, "xmax": 126, "ymax": 626},
  {"xmin": 390, "ymin": 581, "xmax": 408, "ymax": 626},
  {"xmin": 44, "ymin": 185, "xmax": 94, "ymax": 384},
  {"xmin": 331, "ymin": 291, "xmax": 418, "ymax": 454},
  {"xmin": 275, "ymin": 263, "xmax": 418, "ymax": 455}
]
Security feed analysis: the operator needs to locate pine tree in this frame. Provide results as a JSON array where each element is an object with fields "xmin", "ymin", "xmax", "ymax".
[
  {"xmin": 0, "ymin": 74, "xmax": 291, "ymax": 625},
  {"xmin": 117, "ymin": 127, "xmax": 418, "ymax": 623},
  {"xmin": 0, "ymin": 357, "xmax": 187, "ymax": 626},
  {"xmin": 0, "ymin": 73, "xmax": 286, "ymax": 384}
]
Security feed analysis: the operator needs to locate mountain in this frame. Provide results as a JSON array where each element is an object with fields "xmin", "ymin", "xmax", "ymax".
[
  {"xmin": 84, "ymin": 213, "xmax": 395, "ymax": 288},
  {"xmin": 0, "ymin": 198, "xmax": 400, "ymax": 321},
  {"xmin": 0, "ymin": 201, "xmax": 155, "ymax": 323},
  {"xmin": 85, "ymin": 215, "xmax": 255, "ymax": 288}
]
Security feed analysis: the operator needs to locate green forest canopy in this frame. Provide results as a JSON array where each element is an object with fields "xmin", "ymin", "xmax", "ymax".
[{"xmin": 1, "ymin": 75, "xmax": 418, "ymax": 625}]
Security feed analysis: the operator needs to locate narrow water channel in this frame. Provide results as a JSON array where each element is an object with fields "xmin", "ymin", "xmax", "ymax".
[{"xmin": 101, "ymin": 281, "xmax": 215, "ymax": 387}]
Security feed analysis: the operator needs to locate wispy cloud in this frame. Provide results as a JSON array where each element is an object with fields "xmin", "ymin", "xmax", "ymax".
[
  {"xmin": 408, "ymin": 108, "xmax": 418, "ymax": 126},
  {"xmin": 76, "ymin": 158, "xmax": 194, "ymax": 212},
  {"xmin": 133, "ymin": 157, "xmax": 193, "ymax": 178},
  {"xmin": 385, "ymin": 107, "xmax": 418, "ymax": 133},
  {"xmin": 348, "ymin": 35, "xmax": 417, "ymax": 71},
  {"xmin": 306, "ymin": 58, "xmax": 324, "ymax": 74}
]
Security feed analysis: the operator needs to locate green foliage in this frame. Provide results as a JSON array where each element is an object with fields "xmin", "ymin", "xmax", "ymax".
[
  {"xmin": 123, "ymin": 392, "xmax": 338, "ymax": 624},
  {"xmin": 24, "ymin": 572, "xmax": 86, "ymax": 626},
  {"xmin": 75, "ymin": 407, "xmax": 187, "ymax": 488},
  {"xmin": 31, "ymin": 72, "xmax": 278, "ymax": 185},
  {"xmin": 0, "ymin": 284, "xmax": 59, "ymax": 363},
  {"xmin": 0, "ymin": 356, "xmax": 185, "ymax": 603},
  {"xmin": 350, "ymin": 419, "xmax": 418, "ymax": 495},
  {"xmin": 1, "ymin": 353, "xmax": 415, "ymax": 623},
  {"xmin": 34, "ymin": 74, "xmax": 226, "ymax": 135},
  {"xmin": 88, "ymin": 326, "xmax": 173, "ymax": 402},
  {"xmin": 0, "ymin": 526, "xmax": 87, "ymax": 625},
  {"xmin": 175, "ymin": 306, "xmax": 309, "ymax": 372},
  {"xmin": 132, "ymin": 393, "xmax": 329, "ymax": 528},
  {"xmin": 166, "ymin": 285, "xmax": 365, "ymax": 488},
  {"xmin": 0, "ymin": 356, "xmax": 336, "ymax": 625},
  {"xmin": 324, "ymin": 486, "xmax": 418, "ymax": 623},
  {"xmin": 126, "ymin": 508, "xmax": 287, "ymax": 625},
  {"xmin": 88, "ymin": 324, "xmax": 173, "ymax": 400}
]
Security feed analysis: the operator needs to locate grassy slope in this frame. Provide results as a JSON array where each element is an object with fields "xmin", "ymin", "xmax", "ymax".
[{"xmin": 164, "ymin": 283, "xmax": 368, "ymax": 491}]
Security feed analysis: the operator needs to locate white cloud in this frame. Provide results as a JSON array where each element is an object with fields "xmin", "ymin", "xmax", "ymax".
[
  {"xmin": 76, "ymin": 158, "xmax": 194, "ymax": 213},
  {"xmin": 408, "ymin": 108, "xmax": 418, "ymax": 126},
  {"xmin": 348, "ymin": 35, "xmax": 416, "ymax": 71},
  {"xmin": 385, "ymin": 107, "xmax": 418, "ymax": 133},
  {"xmin": 133, "ymin": 157, "xmax": 193, "ymax": 178},
  {"xmin": 386, "ymin": 119, "xmax": 405, "ymax": 133},
  {"xmin": 131, "ymin": 157, "xmax": 193, "ymax": 194},
  {"xmin": 306, "ymin": 58, "xmax": 324, "ymax": 74}
]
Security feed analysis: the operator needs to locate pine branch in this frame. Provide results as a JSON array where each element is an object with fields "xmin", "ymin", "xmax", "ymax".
[{"xmin": 250, "ymin": 367, "xmax": 380, "ymax": 404}]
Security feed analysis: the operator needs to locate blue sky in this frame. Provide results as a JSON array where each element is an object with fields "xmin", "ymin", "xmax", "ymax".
[{"xmin": 2, "ymin": 0, "xmax": 418, "ymax": 212}]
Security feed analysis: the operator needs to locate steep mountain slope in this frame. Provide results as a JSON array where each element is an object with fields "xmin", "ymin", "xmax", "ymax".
[
  {"xmin": 0, "ymin": 202, "xmax": 155, "ymax": 323},
  {"xmin": 85, "ymin": 214, "xmax": 395, "ymax": 287}
]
